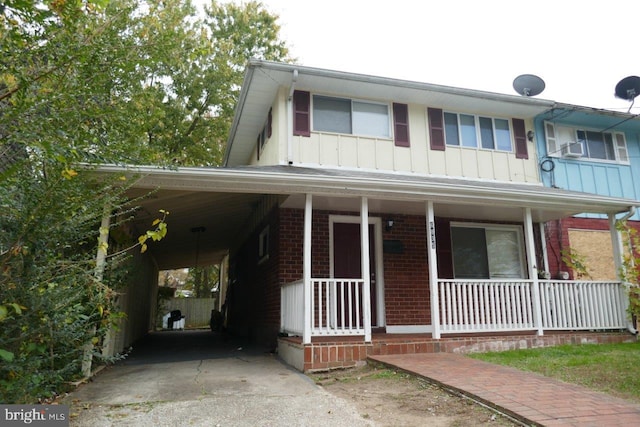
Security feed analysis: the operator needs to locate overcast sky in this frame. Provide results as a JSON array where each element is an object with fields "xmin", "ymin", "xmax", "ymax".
[{"xmin": 237, "ymin": 0, "xmax": 639, "ymax": 114}]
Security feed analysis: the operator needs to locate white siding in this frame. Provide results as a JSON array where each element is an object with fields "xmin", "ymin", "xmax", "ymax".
[{"xmin": 278, "ymin": 98, "xmax": 540, "ymax": 183}]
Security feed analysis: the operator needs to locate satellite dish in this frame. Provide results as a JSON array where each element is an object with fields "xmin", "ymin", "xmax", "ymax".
[
  {"xmin": 614, "ymin": 76, "xmax": 640, "ymax": 101},
  {"xmin": 513, "ymin": 74, "xmax": 546, "ymax": 97}
]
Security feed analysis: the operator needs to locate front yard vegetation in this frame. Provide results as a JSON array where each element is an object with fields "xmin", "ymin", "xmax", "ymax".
[{"xmin": 469, "ymin": 342, "xmax": 640, "ymax": 403}]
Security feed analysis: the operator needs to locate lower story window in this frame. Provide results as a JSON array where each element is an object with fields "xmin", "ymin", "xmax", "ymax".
[{"xmin": 451, "ymin": 223, "xmax": 525, "ymax": 279}]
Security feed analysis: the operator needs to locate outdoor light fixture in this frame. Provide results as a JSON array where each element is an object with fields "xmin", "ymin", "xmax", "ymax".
[
  {"xmin": 527, "ymin": 130, "xmax": 534, "ymax": 141},
  {"xmin": 386, "ymin": 219, "xmax": 394, "ymax": 232}
]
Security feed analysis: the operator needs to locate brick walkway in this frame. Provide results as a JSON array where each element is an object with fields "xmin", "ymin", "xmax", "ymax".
[{"xmin": 369, "ymin": 353, "xmax": 640, "ymax": 426}]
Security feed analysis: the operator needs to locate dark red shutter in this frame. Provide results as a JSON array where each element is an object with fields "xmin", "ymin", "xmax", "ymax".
[
  {"xmin": 435, "ymin": 218, "xmax": 454, "ymax": 279},
  {"xmin": 293, "ymin": 90, "xmax": 310, "ymax": 137},
  {"xmin": 392, "ymin": 103, "xmax": 410, "ymax": 147},
  {"xmin": 267, "ymin": 107, "xmax": 272, "ymax": 138},
  {"xmin": 512, "ymin": 118, "xmax": 528, "ymax": 159},
  {"xmin": 428, "ymin": 108, "xmax": 445, "ymax": 151}
]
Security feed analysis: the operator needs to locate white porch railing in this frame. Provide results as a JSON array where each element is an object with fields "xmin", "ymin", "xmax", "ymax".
[
  {"xmin": 539, "ymin": 280, "xmax": 628, "ymax": 330},
  {"xmin": 311, "ymin": 278, "xmax": 366, "ymax": 336},
  {"xmin": 438, "ymin": 280, "xmax": 536, "ymax": 333},
  {"xmin": 281, "ymin": 279, "xmax": 304, "ymax": 336},
  {"xmin": 282, "ymin": 278, "xmax": 629, "ymax": 339},
  {"xmin": 438, "ymin": 279, "xmax": 628, "ymax": 333}
]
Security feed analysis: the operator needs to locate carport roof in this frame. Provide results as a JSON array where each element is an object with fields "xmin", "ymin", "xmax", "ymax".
[{"xmin": 97, "ymin": 164, "xmax": 638, "ymax": 270}]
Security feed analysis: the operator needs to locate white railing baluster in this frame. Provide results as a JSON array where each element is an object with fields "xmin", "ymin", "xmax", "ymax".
[{"xmin": 433, "ymin": 279, "xmax": 626, "ymax": 334}]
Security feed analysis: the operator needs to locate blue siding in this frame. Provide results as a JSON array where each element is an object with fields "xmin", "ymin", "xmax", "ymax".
[{"xmin": 534, "ymin": 111, "xmax": 640, "ymax": 220}]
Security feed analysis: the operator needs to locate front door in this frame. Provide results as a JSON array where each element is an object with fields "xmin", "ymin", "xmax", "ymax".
[{"xmin": 333, "ymin": 222, "xmax": 377, "ymax": 326}]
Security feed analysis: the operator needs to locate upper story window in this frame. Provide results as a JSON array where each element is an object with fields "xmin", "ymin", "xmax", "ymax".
[
  {"xmin": 443, "ymin": 112, "xmax": 512, "ymax": 152},
  {"xmin": 313, "ymin": 95, "xmax": 390, "ymax": 138},
  {"xmin": 293, "ymin": 90, "xmax": 409, "ymax": 146},
  {"xmin": 429, "ymin": 108, "xmax": 527, "ymax": 158},
  {"xmin": 544, "ymin": 121, "xmax": 628, "ymax": 163}
]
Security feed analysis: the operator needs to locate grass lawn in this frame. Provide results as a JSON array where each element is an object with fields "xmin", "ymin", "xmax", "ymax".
[{"xmin": 469, "ymin": 341, "xmax": 640, "ymax": 403}]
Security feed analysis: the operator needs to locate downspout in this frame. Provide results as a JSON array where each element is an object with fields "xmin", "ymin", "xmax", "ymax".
[
  {"xmin": 615, "ymin": 206, "xmax": 638, "ymax": 335},
  {"xmin": 286, "ymin": 69, "xmax": 298, "ymax": 165}
]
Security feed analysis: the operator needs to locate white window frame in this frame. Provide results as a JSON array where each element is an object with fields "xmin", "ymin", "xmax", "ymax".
[
  {"xmin": 444, "ymin": 111, "xmax": 513, "ymax": 152},
  {"xmin": 312, "ymin": 94, "xmax": 391, "ymax": 139},
  {"xmin": 450, "ymin": 222, "xmax": 526, "ymax": 279},
  {"xmin": 544, "ymin": 121, "xmax": 629, "ymax": 164}
]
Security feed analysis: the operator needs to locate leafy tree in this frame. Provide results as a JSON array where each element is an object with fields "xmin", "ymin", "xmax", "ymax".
[
  {"xmin": 184, "ymin": 265, "xmax": 220, "ymax": 298},
  {"xmin": 0, "ymin": 0, "xmax": 290, "ymax": 402},
  {"xmin": 616, "ymin": 221, "xmax": 640, "ymax": 324}
]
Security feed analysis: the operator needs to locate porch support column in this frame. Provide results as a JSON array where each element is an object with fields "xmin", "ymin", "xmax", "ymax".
[
  {"xmin": 426, "ymin": 201, "xmax": 441, "ymax": 339},
  {"xmin": 303, "ymin": 194, "xmax": 313, "ymax": 344},
  {"xmin": 524, "ymin": 208, "xmax": 544, "ymax": 336},
  {"xmin": 609, "ymin": 213, "xmax": 625, "ymax": 275},
  {"xmin": 539, "ymin": 223, "xmax": 550, "ymax": 276},
  {"xmin": 608, "ymin": 213, "xmax": 635, "ymax": 331},
  {"xmin": 361, "ymin": 197, "xmax": 372, "ymax": 342}
]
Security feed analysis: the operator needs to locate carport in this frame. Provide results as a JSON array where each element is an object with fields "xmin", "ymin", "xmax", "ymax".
[{"xmin": 97, "ymin": 165, "xmax": 275, "ymax": 361}]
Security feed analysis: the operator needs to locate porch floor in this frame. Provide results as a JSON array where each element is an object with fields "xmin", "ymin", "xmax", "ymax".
[{"xmin": 371, "ymin": 352, "xmax": 640, "ymax": 426}]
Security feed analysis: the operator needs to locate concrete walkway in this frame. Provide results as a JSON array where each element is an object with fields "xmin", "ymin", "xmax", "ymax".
[
  {"xmin": 65, "ymin": 330, "xmax": 372, "ymax": 427},
  {"xmin": 369, "ymin": 353, "xmax": 640, "ymax": 426}
]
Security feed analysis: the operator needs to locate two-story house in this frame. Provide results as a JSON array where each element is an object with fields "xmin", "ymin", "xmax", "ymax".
[{"xmin": 106, "ymin": 60, "xmax": 638, "ymax": 372}]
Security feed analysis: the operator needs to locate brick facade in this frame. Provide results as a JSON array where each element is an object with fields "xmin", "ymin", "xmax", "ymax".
[
  {"xmin": 380, "ymin": 215, "xmax": 430, "ymax": 325},
  {"xmin": 229, "ymin": 207, "xmax": 637, "ymax": 353}
]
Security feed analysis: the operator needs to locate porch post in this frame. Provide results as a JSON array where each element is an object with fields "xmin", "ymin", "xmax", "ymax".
[
  {"xmin": 539, "ymin": 223, "xmax": 550, "ymax": 276},
  {"xmin": 608, "ymin": 213, "xmax": 634, "ymax": 331},
  {"xmin": 426, "ymin": 201, "xmax": 441, "ymax": 339},
  {"xmin": 361, "ymin": 197, "xmax": 372, "ymax": 342},
  {"xmin": 303, "ymin": 194, "xmax": 313, "ymax": 344},
  {"xmin": 524, "ymin": 208, "xmax": 544, "ymax": 336},
  {"xmin": 608, "ymin": 214, "xmax": 624, "ymax": 275}
]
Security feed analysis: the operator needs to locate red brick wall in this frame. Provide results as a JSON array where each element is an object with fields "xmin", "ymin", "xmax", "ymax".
[
  {"xmin": 381, "ymin": 215, "xmax": 430, "ymax": 325},
  {"xmin": 227, "ymin": 207, "xmax": 280, "ymax": 348},
  {"xmin": 279, "ymin": 208, "xmax": 304, "ymax": 284}
]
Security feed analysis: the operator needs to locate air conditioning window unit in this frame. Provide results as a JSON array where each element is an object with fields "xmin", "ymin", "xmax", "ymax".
[{"xmin": 561, "ymin": 141, "xmax": 583, "ymax": 158}]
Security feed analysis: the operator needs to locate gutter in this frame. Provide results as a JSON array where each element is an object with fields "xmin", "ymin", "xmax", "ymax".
[
  {"xmin": 248, "ymin": 59, "xmax": 555, "ymax": 109},
  {"xmin": 287, "ymin": 69, "xmax": 298, "ymax": 165},
  {"xmin": 92, "ymin": 164, "xmax": 638, "ymax": 214}
]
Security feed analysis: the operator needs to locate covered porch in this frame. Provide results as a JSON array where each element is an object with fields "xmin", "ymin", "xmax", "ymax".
[
  {"xmin": 277, "ymin": 179, "xmax": 637, "ymax": 371},
  {"xmin": 98, "ymin": 164, "xmax": 638, "ymax": 370}
]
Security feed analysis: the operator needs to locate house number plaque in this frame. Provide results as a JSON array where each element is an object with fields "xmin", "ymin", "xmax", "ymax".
[{"xmin": 429, "ymin": 221, "xmax": 435, "ymax": 249}]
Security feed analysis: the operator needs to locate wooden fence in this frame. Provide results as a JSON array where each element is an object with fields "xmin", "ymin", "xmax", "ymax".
[{"xmin": 161, "ymin": 297, "xmax": 218, "ymax": 328}]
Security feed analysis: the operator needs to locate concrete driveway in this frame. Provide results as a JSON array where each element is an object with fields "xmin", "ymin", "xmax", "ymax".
[{"xmin": 66, "ymin": 330, "xmax": 371, "ymax": 426}]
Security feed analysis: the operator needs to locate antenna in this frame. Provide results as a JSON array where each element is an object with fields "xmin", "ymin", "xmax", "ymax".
[
  {"xmin": 513, "ymin": 74, "xmax": 546, "ymax": 97},
  {"xmin": 614, "ymin": 76, "xmax": 640, "ymax": 113},
  {"xmin": 615, "ymin": 76, "xmax": 640, "ymax": 101}
]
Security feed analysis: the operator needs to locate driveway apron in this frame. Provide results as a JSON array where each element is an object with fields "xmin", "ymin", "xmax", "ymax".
[{"xmin": 65, "ymin": 330, "xmax": 372, "ymax": 427}]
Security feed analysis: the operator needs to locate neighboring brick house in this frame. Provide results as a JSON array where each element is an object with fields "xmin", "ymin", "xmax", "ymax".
[{"xmin": 111, "ymin": 60, "xmax": 639, "ymax": 371}]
